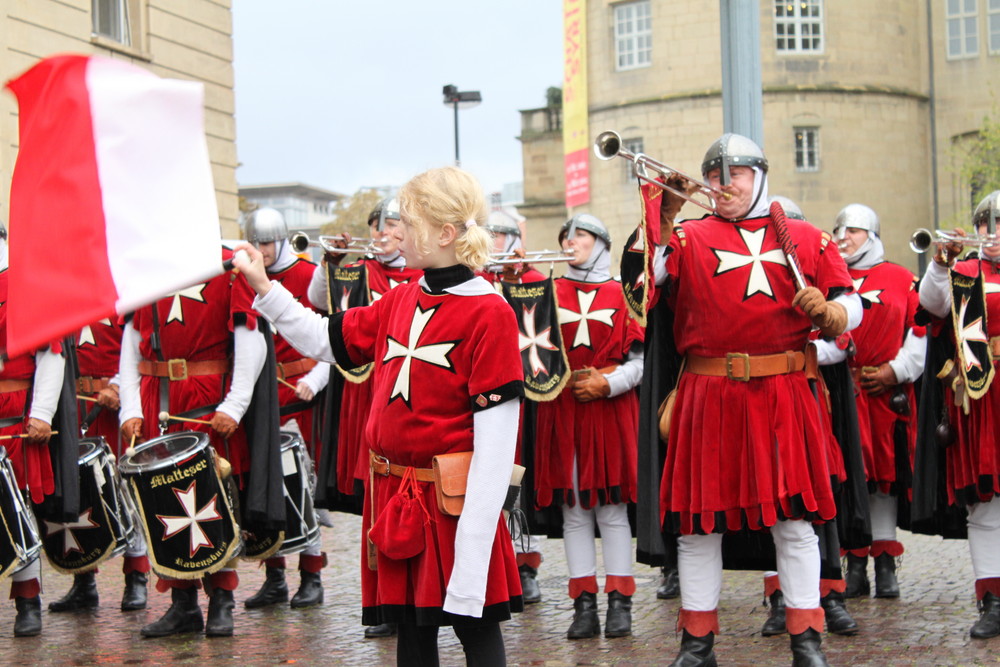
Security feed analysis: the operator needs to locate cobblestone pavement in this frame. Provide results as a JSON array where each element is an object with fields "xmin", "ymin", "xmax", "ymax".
[{"xmin": 2, "ymin": 513, "xmax": 1000, "ymax": 666}]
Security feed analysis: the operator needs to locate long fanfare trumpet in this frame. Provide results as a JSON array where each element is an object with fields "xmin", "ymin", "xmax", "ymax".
[
  {"xmin": 489, "ymin": 249, "xmax": 576, "ymax": 265},
  {"xmin": 593, "ymin": 130, "xmax": 731, "ymax": 212},
  {"xmin": 909, "ymin": 228, "xmax": 1000, "ymax": 254},
  {"xmin": 290, "ymin": 231, "xmax": 385, "ymax": 255}
]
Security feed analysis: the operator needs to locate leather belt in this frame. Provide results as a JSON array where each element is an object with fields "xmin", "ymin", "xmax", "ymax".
[
  {"xmin": 277, "ymin": 358, "xmax": 318, "ymax": 380},
  {"xmin": 77, "ymin": 377, "xmax": 111, "ymax": 394},
  {"xmin": 369, "ymin": 450, "xmax": 435, "ymax": 483},
  {"xmin": 0, "ymin": 379, "xmax": 31, "ymax": 393},
  {"xmin": 685, "ymin": 351, "xmax": 807, "ymax": 382},
  {"xmin": 138, "ymin": 359, "xmax": 229, "ymax": 381}
]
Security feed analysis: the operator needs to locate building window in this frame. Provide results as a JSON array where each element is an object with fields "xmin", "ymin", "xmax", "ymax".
[
  {"xmin": 989, "ymin": 0, "xmax": 1000, "ymax": 54},
  {"xmin": 947, "ymin": 0, "xmax": 979, "ymax": 59},
  {"xmin": 622, "ymin": 138, "xmax": 644, "ymax": 180},
  {"xmin": 794, "ymin": 128, "xmax": 820, "ymax": 172},
  {"xmin": 614, "ymin": 1, "xmax": 652, "ymax": 71},
  {"xmin": 92, "ymin": 0, "xmax": 132, "ymax": 45},
  {"xmin": 774, "ymin": 0, "xmax": 824, "ymax": 53}
]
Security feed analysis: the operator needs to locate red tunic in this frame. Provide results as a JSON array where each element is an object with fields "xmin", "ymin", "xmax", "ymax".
[
  {"xmin": 131, "ymin": 264, "xmax": 258, "ymax": 477},
  {"xmin": 847, "ymin": 261, "xmax": 922, "ymax": 493},
  {"xmin": 945, "ymin": 259, "xmax": 1000, "ymax": 504},
  {"xmin": 269, "ymin": 259, "xmax": 321, "ymax": 461},
  {"xmin": 660, "ymin": 215, "xmax": 853, "ymax": 534},
  {"xmin": 336, "ymin": 259, "xmax": 422, "ymax": 495},
  {"xmin": 76, "ymin": 318, "xmax": 124, "ymax": 454},
  {"xmin": 533, "ymin": 278, "xmax": 643, "ymax": 509},
  {"xmin": 334, "ymin": 280, "xmax": 522, "ymax": 626}
]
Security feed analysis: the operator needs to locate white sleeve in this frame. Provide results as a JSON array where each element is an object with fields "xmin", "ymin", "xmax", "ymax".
[
  {"xmin": 215, "ymin": 325, "xmax": 266, "ymax": 423},
  {"xmin": 442, "ymin": 399, "xmax": 519, "ymax": 618},
  {"xmin": 919, "ymin": 260, "xmax": 952, "ymax": 318},
  {"xmin": 28, "ymin": 347, "xmax": 64, "ymax": 425},
  {"xmin": 652, "ymin": 245, "xmax": 669, "ymax": 286},
  {"xmin": 888, "ymin": 329, "xmax": 927, "ymax": 384},
  {"xmin": 834, "ymin": 291, "xmax": 864, "ymax": 332},
  {"xmin": 118, "ymin": 321, "xmax": 142, "ymax": 424},
  {"xmin": 605, "ymin": 342, "xmax": 644, "ymax": 397},
  {"xmin": 300, "ymin": 362, "xmax": 330, "ymax": 393},
  {"xmin": 307, "ymin": 264, "xmax": 329, "ymax": 313},
  {"xmin": 813, "ymin": 339, "xmax": 847, "ymax": 366},
  {"xmin": 254, "ymin": 282, "xmax": 336, "ymax": 364}
]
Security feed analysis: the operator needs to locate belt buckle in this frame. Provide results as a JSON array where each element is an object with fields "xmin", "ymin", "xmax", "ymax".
[
  {"xmin": 167, "ymin": 359, "xmax": 188, "ymax": 382},
  {"xmin": 726, "ymin": 352, "xmax": 751, "ymax": 382},
  {"xmin": 371, "ymin": 453, "xmax": 390, "ymax": 476}
]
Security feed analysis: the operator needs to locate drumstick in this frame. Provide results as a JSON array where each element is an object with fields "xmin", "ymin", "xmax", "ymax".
[
  {"xmin": 0, "ymin": 431, "xmax": 59, "ymax": 440},
  {"xmin": 76, "ymin": 394, "xmax": 99, "ymax": 403},
  {"xmin": 277, "ymin": 377, "xmax": 297, "ymax": 390},
  {"xmin": 158, "ymin": 411, "xmax": 213, "ymax": 426}
]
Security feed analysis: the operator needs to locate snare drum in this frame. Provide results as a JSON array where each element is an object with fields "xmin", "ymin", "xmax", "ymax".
[
  {"xmin": 119, "ymin": 431, "xmax": 240, "ymax": 580},
  {"xmin": 0, "ymin": 447, "xmax": 42, "ymax": 582},
  {"xmin": 243, "ymin": 431, "xmax": 319, "ymax": 559},
  {"xmin": 33, "ymin": 437, "xmax": 138, "ymax": 574}
]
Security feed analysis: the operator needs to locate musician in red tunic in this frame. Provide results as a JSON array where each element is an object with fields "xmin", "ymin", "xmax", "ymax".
[
  {"xmin": 827, "ymin": 204, "xmax": 925, "ymax": 601},
  {"xmin": 47, "ymin": 318, "xmax": 152, "ymax": 614},
  {"xmin": 118, "ymin": 248, "xmax": 265, "ymax": 638},
  {"xmin": 532, "ymin": 213, "xmax": 643, "ymax": 639},
  {"xmin": 0, "ymin": 225, "xmax": 64, "ymax": 637},
  {"xmin": 919, "ymin": 190, "xmax": 1000, "ymax": 639},
  {"xmin": 236, "ymin": 166, "xmax": 523, "ymax": 666},
  {"xmin": 647, "ymin": 134, "xmax": 860, "ymax": 666},
  {"xmin": 480, "ymin": 209, "xmax": 546, "ymax": 286}
]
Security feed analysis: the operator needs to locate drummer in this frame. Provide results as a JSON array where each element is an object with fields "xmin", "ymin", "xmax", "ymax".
[
  {"xmin": 0, "ymin": 222, "xmax": 65, "ymax": 637},
  {"xmin": 118, "ymin": 246, "xmax": 267, "ymax": 638},
  {"xmin": 240, "ymin": 208, "xmax": 330, "ymax": 610}
]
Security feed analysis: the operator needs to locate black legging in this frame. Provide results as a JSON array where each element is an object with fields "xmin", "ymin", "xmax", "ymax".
[{"xmin": 396, "ymin": 621, "xmax": 505, "ymax": 667}]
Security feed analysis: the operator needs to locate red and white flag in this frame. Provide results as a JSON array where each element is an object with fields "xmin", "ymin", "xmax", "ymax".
[{"xmin": 4, "ymin": 54, "xmax": 223, "ymax": 356}]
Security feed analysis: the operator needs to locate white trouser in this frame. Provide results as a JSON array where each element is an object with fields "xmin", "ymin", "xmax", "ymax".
[
  {"xmin": 968, "ymin": 497, "xmax": 1000, "ymax": 580},
  {"xmin": 678, "ymin": 520, "xmax": 820, "ymax": 611},
  {"xmin": 561, "ymin": 457, "xmax": 633, "ymax": 579},
  {"xmin": 12, "ymin": 555, "xmax": 40, "ymax": 582},
  {"xmin": 125, "ymin": 523, "xmax": 147, "ymax": 558},
  {"xmin": 870, "ymin": 491, "xmax": 898, "ymax": 543}
]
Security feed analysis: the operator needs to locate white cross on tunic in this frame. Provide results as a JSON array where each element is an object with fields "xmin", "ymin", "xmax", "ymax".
[
  {"xmin": 78, "ymin": 318, "xmax": 113, "ymax": 347},
  {"xmin": 156, "ymin": 481, "xmax": 222, "ymax": 557},
  {"xmin": 518, "ymin": 304, "xmax": 558, "ymax": 377},
  {"xmin": 165, "ymin": 284, "xmax": 207, "ymax": 324},
  {"xmin": 558, "ymin": 289, "xmax": 616, "ymax": 349},
  {"xmin": 959, "ymin": 295, "xmax": 989, "ymax": 372},
  {"xmin": 852, "ymin": 276, "xmax": 883, "ymax": 305},
  {"xmin": 371, "ymin": 278, "xmax": 404, "ymax": 304},
  {"xmin": 383, "ymin": 305, "xmax": 456, "ymax": 404},
  {"xmin": 713, "ymin": 227, "xmax": 788, "ymax": 299}
]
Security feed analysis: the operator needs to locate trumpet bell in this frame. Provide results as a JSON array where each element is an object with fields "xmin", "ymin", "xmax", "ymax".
[
  {"xmin": 909, "ymin": 228, "xmax": 934, "ymax": 253},
  {"xmin": 594, "ymin": 131, "xmax": 623, "ymax": 161}
]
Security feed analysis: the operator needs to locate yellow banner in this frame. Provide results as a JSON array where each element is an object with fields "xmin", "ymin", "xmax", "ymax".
[{"xmin": 562, "ymin": 0, "xmax": 589, "ymax": 207}]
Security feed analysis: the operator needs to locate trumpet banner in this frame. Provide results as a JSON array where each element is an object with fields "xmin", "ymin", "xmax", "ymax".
[
  {"xmin": 621, "ymin": 181, "xmax": 663, "ymax": 326},
  {"xmin": 501, "ymin": 278, "xmax": 570, "ymax": 401},
  {"xmin": 949, "ymin": 268, "xmax": 994, "ymax": 400},
  {"xmin": 328, "ymin": 263, "xmax": 372, "ymax": 383}
]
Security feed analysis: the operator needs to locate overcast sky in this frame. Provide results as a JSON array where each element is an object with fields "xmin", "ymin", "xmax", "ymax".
[{"xmin": 232, "ymin": 1, "xmax": 564, "ymax": 199}]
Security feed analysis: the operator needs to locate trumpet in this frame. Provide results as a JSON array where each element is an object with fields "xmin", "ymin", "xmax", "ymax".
[
  {"xmin": 489, "ymin": 249, "xmax": 576, "ymax": 265},
  {"xmin": 593, "ymin": 130, "xmax": 731, "ymax": 212},
  {"xmin": 290, "ymin": 231, "xmax": 385, "ymax": 255},
  {"xmin": 909, "ymin": 228, "xmax": 1000, "ymax": 253}
]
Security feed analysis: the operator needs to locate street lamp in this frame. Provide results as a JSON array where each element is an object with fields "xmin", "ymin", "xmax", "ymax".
[{"xmin": 442, "ymin": 84, "xmax": 481, "ymax": 167}]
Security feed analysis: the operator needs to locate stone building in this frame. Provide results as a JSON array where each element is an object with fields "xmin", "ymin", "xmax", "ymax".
[
  {"xmin": 0, "ymin": 0, "xmax": 239, "ymax": 235},
  {"xmin": 520, "ymin": 1, "xmax": 1000, "ymax": 270}
]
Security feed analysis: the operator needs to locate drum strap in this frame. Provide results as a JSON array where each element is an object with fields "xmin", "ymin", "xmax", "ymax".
[
  {"xmin": 0, "ymin": 416, "xmax": 21, "ymax": 429},
  {"xmin": 279, "ymin": 400, "xmax": 314, "ymax": 417},
  {"xmin": 149, "ymin": 303, "xmax": 170, "ymax": 420},
  {"xmin": 174, "ymin": 404, "xmax": 219, "ymax": 421}
]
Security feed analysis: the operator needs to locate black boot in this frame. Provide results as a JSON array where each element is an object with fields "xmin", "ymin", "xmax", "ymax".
[
  {"xmin": 48, "ymin": 571, "xmax": 99, "ymax": 612},
  {"xmin": 290, "ymin": 571, "xmax": 324, "ymax": 608},
  {"xmin": 519, "ymin": 564, "xmax": 541, "ymax": 604},
  {"xmin": 566, "ymin": 591, "xmax": 599, "ymax": 639},
  {"xmin": 790, "ymin": 628, "xmax": 830, "ymax": 667},
  {"xmin": 657, "ymin": 566, "xmax": 680, "ymax": 600},
  {"xmin": 844, "ymin": 553, "xmax": 870, "ymax": 598},
  {"xmin": 760, "ymin": 590, "xmax": 786, "ymax": 636},
  {"xmin": 821, "ymin": 591, "xmax": 859, "ymax": 635},
  {"xmin": 364, "ymin": 623, "xmax": 397, "ymax": 638},
  {"xmin": 205, "ymin": 588, "xmax": 235, "ymax": 637},
  {"xmin": 971, "ymin": 592, "xmax": 1000, "ymax": 639},
  {"xmin": 605, "ymin": 591, "xmax": 632, "ymax": 638},
  {"xmin": 121, "ymin": 571, "xmax": 148, "ymax": 611},
  {"xmin": 668, "ymin": 630, "xmax": 717, "ymax": 667},
  {"xmin": 243, "ymin": 566, "xmax": 288, "ymax": 608},
  {"xmin": 140, "ymin": 587, "xmax": 203, "ymax": 637},
  {"xmin": 873, "ymin": 553, "xmax": 900, "ymax": 598},
  {"xmin": 13, "ymin": 596, "xmax": 41, "ymax": 637}
]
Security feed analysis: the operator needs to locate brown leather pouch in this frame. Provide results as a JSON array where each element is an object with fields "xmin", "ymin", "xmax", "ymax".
[
  {"xmin": 432, "ymin": 451, "xmax": 526, "ymax": 517},
  {"xmin": 657, "ymin": 389, "xmax": 677, "ymax": 442}
]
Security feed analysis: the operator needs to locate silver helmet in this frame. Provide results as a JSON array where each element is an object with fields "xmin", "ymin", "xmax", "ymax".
[
  {"xmin": 973, "ymin": 191, "xmax": 1000, "ymax": 235},
  {"xmin": 769, "ymin": 196, "xmax": 804, "ymax": 221},
  {"xmin": 701, "ymin": 133, "xmax": 768, "ymax": 186},
  {"xmin": 244, "ymin": 207, "xmax": 288, "ymax": 246},
  {"xmin": 367, "ymin": 197, "xmax": 400, "ymax": 232},
  {"xmin": 566, "ymin": 213, "xmax": 612, "ymax": 247},
  {"xmin": 485, "ymin": 209, "xmax": 522, "ymax": 237},
  {"xmin": 834, "ymin": 203, "xmax": 880, "ymax": 237}
]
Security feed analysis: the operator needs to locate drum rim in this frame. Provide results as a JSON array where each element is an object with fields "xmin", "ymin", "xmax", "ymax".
[{"xmin": 119, "ymin": 431, "xmax": 210, "ymax": 474}]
